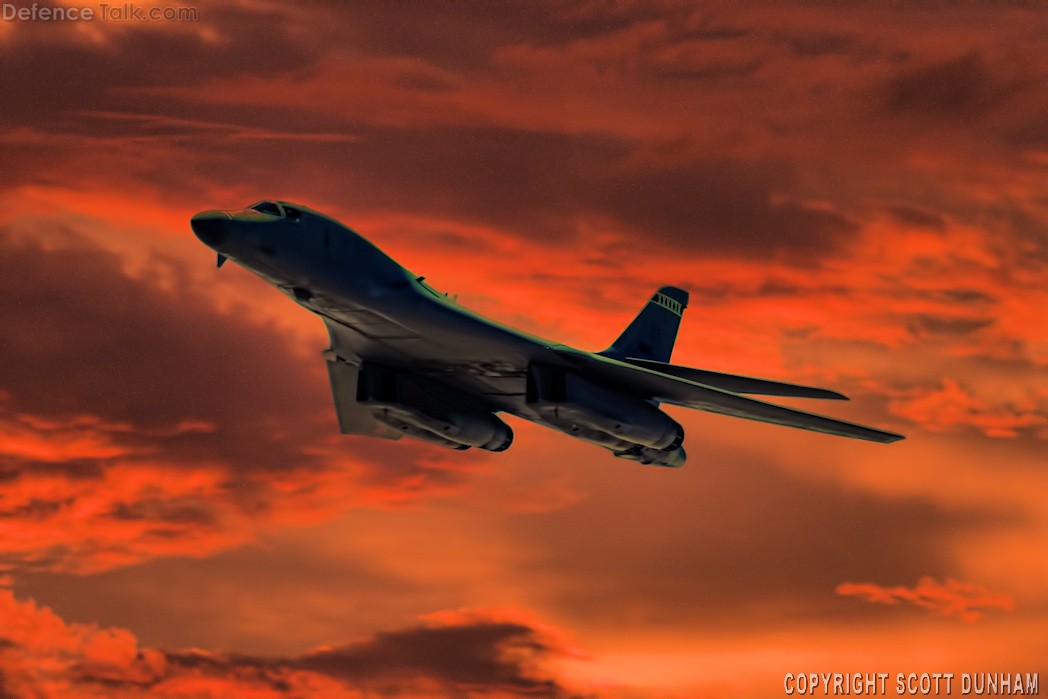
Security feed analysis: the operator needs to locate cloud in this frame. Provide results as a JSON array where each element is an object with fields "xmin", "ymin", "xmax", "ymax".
[
  {"xmin": 3, "ymin": 114, "xmax": 864, "ymax": 259},
  {"xmin": 886, "ymin": 51, "xmax": 1022, "ymax": 118},
  {"xmin": 0, "ymin": 589, "xmax": 167, "ymax": 696},
  {"xmin": 2, "ymin": 1, "xmax": 1044, "ymax": 271},
  {"xmin": 888, "ymin": 206, "xmax": 947, "ymax": 230},
  {"xmin": 0, "ymin": 3, "xmax": 322, "ymax": 126},
  {"xmin": 80, "ymin": 111, "xmax": 362, "ymax": 143},
  {"xmin": 0, "ymin": 590, "xmax": 586, "ymax": 698},
  {"xmin": 289, "ymin": 607, "xmax": 586, "ymax": 694},
  {"xmin": 588, "ymin": 157, "xmax": 858, "ymax": 256},
  {"xmin": 889, "ymin": 379, "xmax": 1048, "ymax": 438},
  {"xmin": 0, "ymin": 227, "xmax": 480, "ymax": 575},
  {"xmin": 501, "ymin": 448, "xmax": 1010, "ymax": 634},
  {"xmin": 836, "ymin": 577, "xmax": 1015, "ymax": 623},
  {"xmin": 906, "ymin": 314, "xmax": 994, "ymax": 338}
]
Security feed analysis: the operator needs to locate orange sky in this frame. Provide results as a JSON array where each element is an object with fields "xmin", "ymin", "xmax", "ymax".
[{"xmin": 1, "ymin": 2, "xmax": 1046, "ymax": 697}]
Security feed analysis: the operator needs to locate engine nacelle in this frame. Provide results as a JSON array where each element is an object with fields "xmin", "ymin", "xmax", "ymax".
[
  {"xmin": 358, "ymin": 365, "xmax": 512, "ymax": 452},
  {"xmin": 526, "ymin": 364, "xmax": 684, "ymax": 450},
  {"xmin": 371, "ymin": 410, "xmax": 471, "ymax": 450},
  {"xmin": 540, "ymin": 422, "xmax": 688, "ymax": 467}
]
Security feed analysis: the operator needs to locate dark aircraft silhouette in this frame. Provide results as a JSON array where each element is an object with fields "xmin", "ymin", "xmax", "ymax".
[{"xmin": 191, "ymin": 201, "xmax": 903, "ymax": 467}]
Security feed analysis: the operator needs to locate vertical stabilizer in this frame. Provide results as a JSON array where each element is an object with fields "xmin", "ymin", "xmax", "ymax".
[{"xmin": 600, "ymin": 286, "xmax": 688, "ymax": 363}]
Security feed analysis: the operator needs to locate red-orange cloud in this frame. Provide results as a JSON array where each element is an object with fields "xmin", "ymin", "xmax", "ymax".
[
  {"xmin": 0, "ymin": 408, "xmax": 475, "ymax": 576},
  {"xmin": 889, "ymin": 379, "xmax": 1048, "ymax": 438},
  {"xmin": 836, "ymin": 577, "xmax": 1015, "ymax": 623},
  {"xmin": 0, "ymin": 590, "xmax": 590, "ymax": 698}
]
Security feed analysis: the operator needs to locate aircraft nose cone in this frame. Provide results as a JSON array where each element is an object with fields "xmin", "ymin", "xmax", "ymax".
[{"xmin": 190, "ymin": 210, "xmax": 231, "ymax": 248}]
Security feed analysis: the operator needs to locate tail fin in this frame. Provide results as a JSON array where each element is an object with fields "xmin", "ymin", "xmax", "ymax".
[{"xmin": 600, "ymin": 286, "xmax": 689, "ymax": 363}]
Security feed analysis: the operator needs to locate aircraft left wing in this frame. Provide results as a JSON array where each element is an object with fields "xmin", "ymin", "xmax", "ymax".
[
  {"xmin": 320, "ymin": 318, "xmax": 402, "ymax": 439},
  {"xmin": 552, "ymin": 348, "xmax": 904, "ymax": 443},
  {"xmin": 325, "ymin": 357, "xmax": 402, "ymax": 439}
]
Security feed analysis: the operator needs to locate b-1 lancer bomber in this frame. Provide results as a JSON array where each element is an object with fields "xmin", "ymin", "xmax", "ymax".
[{"xmin": 191, "ymin": 201, "xmax": 904, "ymax": 467}]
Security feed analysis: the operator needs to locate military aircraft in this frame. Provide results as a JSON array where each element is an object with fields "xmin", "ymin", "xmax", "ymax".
[{"xmin": 191, "ymin": 201, "xmax": 903, "ymax": 467}]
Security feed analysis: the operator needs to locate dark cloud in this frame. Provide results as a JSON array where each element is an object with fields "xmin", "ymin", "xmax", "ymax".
[
  {"xmin": 310, "ymin": 0, "xmax": 649, "ymax": 69},
  {"xmin": 108, "ymin": 499, "xmax": 218, "ymax": 526},
  {"xmin": 676, "ymin": 23, "xmax": 752, "ymax": 42},
  {"xmin": 0, "ymin": 4, "xmax": 321, "ymax": 126},
  {"xmin": 936, "ymin": 288, "xmax": 997, "ymax": 305},
  {"xmin": 777, "ymin": 30, "xmax": 860, "ymax": 57},
  {"xmin": 907, "ymin": 314, "xmax": 994, "ymax": 337},
  {"xmin": 328, "ymin": 127, "xmax": 626, "ymax": 241},
  {"xmin": 888, "ymin": 205, "xmax": 947, "ymax": 230},
  {"xmin": 590, "ymin": 159, "xmax": 859, "ymax": 255},
  {"xmin": 989, "ymin": 205, "xmax": 1048, "ymax": 264},
  {"xmin": 642, "ymin": 59, "xmax": 763, "ymax": 82},
  {"xmin": 0, "ymin": 226, "xmax": 330, "ymax": 469},
  {"xmin": 1004, "ymin": 115, "xmax": 1048, "ymax": 148},
  {"xmin": 886, "ymin": 51, "xmax": 1020, "ymax": 117},
  {"xmin": 163, "ymin": 613, "xmax": 577, "ymax": 697},
  {"xmin": 295, "ymin": 621, "xmax": 568, "ymax": 695}
]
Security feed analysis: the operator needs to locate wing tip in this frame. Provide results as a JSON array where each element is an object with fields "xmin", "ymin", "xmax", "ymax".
[
  {"xmin": 815, "ymin": 389, "xmax": 849, "ymax": 401},
  {"xmin": 869, "ymin": 430, "xmax": 906, "ymax": 444}
]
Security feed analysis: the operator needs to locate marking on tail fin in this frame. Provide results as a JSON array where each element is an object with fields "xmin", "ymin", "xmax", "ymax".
[{"xmin": 652, "ymin": 292, "xmax": 684, "ymax": 316}]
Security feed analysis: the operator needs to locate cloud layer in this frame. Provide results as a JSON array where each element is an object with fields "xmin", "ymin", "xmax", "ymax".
[
  {"xmin": 836, "ymin": 577, "xmax": 1016, "ymax": 623},
  {"xmin": 0, "ymin": 591, "xmax": 583, "ymax": 697},
  {"xmin": 1, "ymin": 1, "xmax": 1046, "ymax": 696}
]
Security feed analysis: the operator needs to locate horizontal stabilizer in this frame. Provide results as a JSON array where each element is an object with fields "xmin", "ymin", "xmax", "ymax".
[
  {"xmin": 624, "ymin": 358, "xmax": 847, "ymax": 400},
  {"xmin": 553, "ymin": 348, "xmax": 904, "ymax": 444}
]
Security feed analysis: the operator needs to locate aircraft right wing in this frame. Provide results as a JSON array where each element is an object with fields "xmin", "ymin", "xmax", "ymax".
[
  {"xmin": 552, "ymin": 348, "xmax": 904, "ymax": 443},
  {"xmin": 623, "ymin": 357, "xmax": 848, "ymax": 400}
]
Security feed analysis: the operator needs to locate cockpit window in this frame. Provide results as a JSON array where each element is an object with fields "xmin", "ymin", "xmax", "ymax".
[
  {"xmin": 249, "ymin": 201, "xmax": 283, "ymax": 217},
  {"xmin": 283, "ymin": 205, "xmax": 302, "ymax": 220}
]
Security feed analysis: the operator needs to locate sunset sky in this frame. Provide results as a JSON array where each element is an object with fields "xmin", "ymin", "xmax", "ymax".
[{"xmin": 1, "ymin": 1, "xmax": 1047, "ymax": 697}]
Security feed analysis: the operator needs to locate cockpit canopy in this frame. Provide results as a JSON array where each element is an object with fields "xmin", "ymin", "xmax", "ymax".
[{"xmin": 248, "ymin": 201, "xmax": 302, "ymax": 220}]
